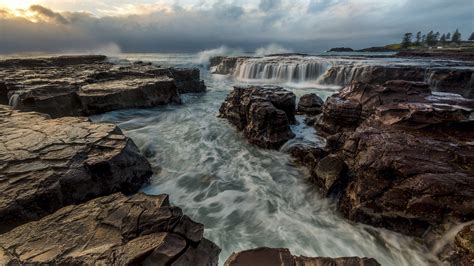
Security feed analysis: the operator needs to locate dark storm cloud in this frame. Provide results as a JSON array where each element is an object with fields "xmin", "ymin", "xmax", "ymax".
[
  {"xmin": 0, "ymin": 0, "xmax": 472, "ymax": 54},
  {"xmin": 29, "ymin": 5, "xmax": 70, "ymax": 24}
]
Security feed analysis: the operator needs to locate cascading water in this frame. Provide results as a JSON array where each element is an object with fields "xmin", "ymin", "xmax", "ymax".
[
  {"xmin": 90, "ymin": 53, "xmax": 443, "ymax": 266},
  {"xmin": 8, "ymin": 93, "xmax": 20, "ymax": 108},
  {"xmin": 234, "ymin": 57, "xmax": 331, "ymax": 83}
]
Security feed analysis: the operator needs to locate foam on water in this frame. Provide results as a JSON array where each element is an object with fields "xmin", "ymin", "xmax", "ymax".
[{"xmin": 91, "ymin": 53, "xmax": 443, "ymax": 266}]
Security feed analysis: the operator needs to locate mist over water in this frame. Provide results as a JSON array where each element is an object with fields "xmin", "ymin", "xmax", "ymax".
[{"xmin": 92, "ymin": 53, "xmax": 441, "ymax": 265}]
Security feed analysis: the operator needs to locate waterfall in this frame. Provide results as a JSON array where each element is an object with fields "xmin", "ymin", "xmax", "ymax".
[
  {"xmin": 8, "ymin": 93, "xmax": 20, "ymax": 108},
  {"xmin": 233, "ymin": 57, "xmax": 331, "ymax": 83}
]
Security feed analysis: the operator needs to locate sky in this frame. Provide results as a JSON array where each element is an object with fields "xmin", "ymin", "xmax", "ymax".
[{"xmin": 0, "ymin": 0, "xmax": 473, "ymax": 54}]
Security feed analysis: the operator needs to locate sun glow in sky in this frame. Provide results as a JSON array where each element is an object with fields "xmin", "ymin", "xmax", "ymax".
[{"xmin": 0, "ymin": 0, "xmax": 37, "ymax": 10}]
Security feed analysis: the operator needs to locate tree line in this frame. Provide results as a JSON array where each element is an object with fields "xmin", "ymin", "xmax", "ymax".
[{"xmin": 401, "ymin": 30, "xmax": 474, "ymax": 48}]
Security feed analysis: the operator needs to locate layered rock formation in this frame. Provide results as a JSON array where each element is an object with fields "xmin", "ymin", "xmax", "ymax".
[
  {"xmin": 319, "ymin": 65, "xmax": 474, "ymax": 98},
  {"xmin": 209, "ymin": 56, "xmax": 474, "ymax": 98},
  {"xmin": 0, "ymin": 105, "xmax": 153, "ymax": 232},
  {"xmin": 209, "ymin": 56, "xmax": 242, "ymax": 75},
  {"xmin": 0, "ymin": 55, "xmax": 206, "ymax": 118},
  {"xmin": 290, "ymin": 80, "xmax": 474, "ymax": 263},
  {"xmin": 224, "ymin": 248, "xmax": 380, "ymax": 266},
  {"xmin": 219, "ymin": 86, "xmax": 296, "ymax": 149},
  {"xmin": 0, "ymin": 193, "xmax": 220, "ymax": 265}
]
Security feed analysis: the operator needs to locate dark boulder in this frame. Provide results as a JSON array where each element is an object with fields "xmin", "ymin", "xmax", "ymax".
[
  {"xmin": 297, "ymin": 93, "xmax": 324, "ymax": 116},
  {"xmin": 219, "ymin": 86, "xmax": 296, "ymax": 149}
]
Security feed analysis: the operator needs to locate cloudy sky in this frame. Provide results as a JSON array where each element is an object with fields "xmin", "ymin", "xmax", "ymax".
[{"xmin": 0, "ymin": 0, "xmax": 472, "ymax": 54}]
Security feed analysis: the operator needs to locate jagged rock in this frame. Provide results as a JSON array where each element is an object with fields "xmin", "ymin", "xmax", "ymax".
[
  {"xmin": 0, "ymin": 193, "xmax": 220, "ymax": 265},
  {"xmin": 316, "ymin": 81, "xmax": 436, "ymax": 135},
  {"xmin": 0, "ymin": 55, "xmax": 206, "ymax": 118},
  {"xmin": 219, "ymin": 86, "xmax": 296, "ymax": 149},
  {"xmin": 315, "ymin": 154, "xmax": 347, "ymax": 195},
  {"xmin": 313, "ymin": 80, "xmax": 474, "ymax": 239},
  {"xmin": 288, "ymin": 144, "xmax": 327, "ymax": 170},
  {"xmin": 297, "ymin": 93, "xmax": 324, "ymax": 116},
  {"xmin": 224, "ymin": 247, "xmax": 380, "ymax": 266},
  {"xmin": 0, "ymin": 105, "xmax": 152, "ymax": 233},
  {"xmin": 449, "ymin": 223, "xmax": 474, "ymax": 265},
  {"xmin": 170, "ymin": 68, "xmax": 207, "ymax": 94}
]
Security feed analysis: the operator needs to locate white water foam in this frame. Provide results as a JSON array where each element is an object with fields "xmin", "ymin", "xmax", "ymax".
[{"xmin": 90, "ymin": 53, "xmax": 446, "ymax": 266}]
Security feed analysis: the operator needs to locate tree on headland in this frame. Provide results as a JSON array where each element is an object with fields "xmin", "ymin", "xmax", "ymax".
[
  {"xmin": 452, "ymin": 29, "xmax": 462, "ymax": 44},
  {"xmin": 434, "ymin": 32, "xmax": 440, "ymax": 42},
  {"xmin": 421, "ymin": 34, "xmax": 426, "ymax": 44},
  {"xmin": 440, "ymin": 34, "xmax": 447, "ymax": 45},
  {"xmin": 446, "ymin": 32, "xmax": 451, "ymax": 40},
  {"xmin": 469, "ymin": 32, "xmax": 474, "ymax": 41},
  {"xmin": 401, "ymin": 32, "xmax": 413, "ymax": 48},
  {"xmin": 426, "ymin": 31, "xmax": 437, "ymax": 46},
  {"xmin": 415, "ymin": 32, "xmax": 422, "ymax": 46}
]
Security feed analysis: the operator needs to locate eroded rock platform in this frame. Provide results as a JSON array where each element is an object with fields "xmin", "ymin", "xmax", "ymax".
[
  {"xmin": 0, "ymin": 55, "xmax": 206, "ymax": 118},
  {"xmin": 0, "ymin": 105, "xmax": 152, "ymax": 232}
]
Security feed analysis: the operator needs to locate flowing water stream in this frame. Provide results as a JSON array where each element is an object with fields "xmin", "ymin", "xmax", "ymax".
[{"xmin": 91, "ymin": 53, "xmax": 443, "ymax": 265}]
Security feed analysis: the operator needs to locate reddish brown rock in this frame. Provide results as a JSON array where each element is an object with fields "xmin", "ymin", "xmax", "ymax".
[
  {"xmin": 224, "ymin": 247, "xmax": 380, "ymax": 266},
  {"xmin": 0, "ymin": 193, "xmax": 220, "ymax": 265},
  {"xmin": 313, "ymin": 80, "xmax": 474, "ymax": 242},
  {"xmin": 297, "ymin": 93, "xmax": 324, "ymax": 116},
  {"xmin": 0, "ymin": 105, "xmax": 153, "ymax": 233},
  {"xmin": 219, "ymin": 86, "xmax": 296, "ymax": 149}
]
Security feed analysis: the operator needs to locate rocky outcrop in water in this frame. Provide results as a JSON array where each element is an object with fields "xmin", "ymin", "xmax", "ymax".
[
  {"xmin": 302, "ymin": 80, "xmax": 474, "ymax": 263},
  {"xmin": 297, "ymin": 93, "xmax": 324, "ymax": 116},
  {"xmin": 328, "ymin": 47, "xmax": 354, "ymax": 52},
  {"xmin": 0, "ymin": 193, "xmax": 220, "ymax": 265},
  {"xmin": 0, "ymin": 55, "xmax": 206, "ymax": 118},
  {"xmin": 219, "ymin": 86, "xmax": 296, "ymax": 149},
  {"xmin": 0, "ymin": 105, "xmax": 153, "ymax": 233},
  {"xmin": 224, "ymin": 247, "xmax": 380, "ymax": 266}
]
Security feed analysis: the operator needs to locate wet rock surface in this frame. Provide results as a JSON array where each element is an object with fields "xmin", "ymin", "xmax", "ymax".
[
  {"xmin": 0, "ymin": 105, "xmax": 152, "ymax": 232},
  {"xmin": 320, "ymin": 65, "xmax": 474, "ymax": 98},
  {"xmin": 224, "ymin": 247, "xmax": 380, "ymax": 266},
  {"xmin": 452, "ymin": 223, "xmax": 474, "ymax": 265},
  {"xmin": 0, "ymin": 193, "xmax": 220, "ymax": 265},
  {"xmin": 297, "ymin": 93, "xmax": 324, "ymax": 116},
  {"xmin": 0, "ymin": 55, "xmax": 206, "ymax": 118},
  {"xmin": 310, "ymin": 80, "xmax": 473, "ymax": 248},
  {"xmin": 219, "ymin": 86, "xmax": 296, "ymax": 149},
  {"xmin": 209, "ymin": 56, "xmax": 244, "ymax": 75}
]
